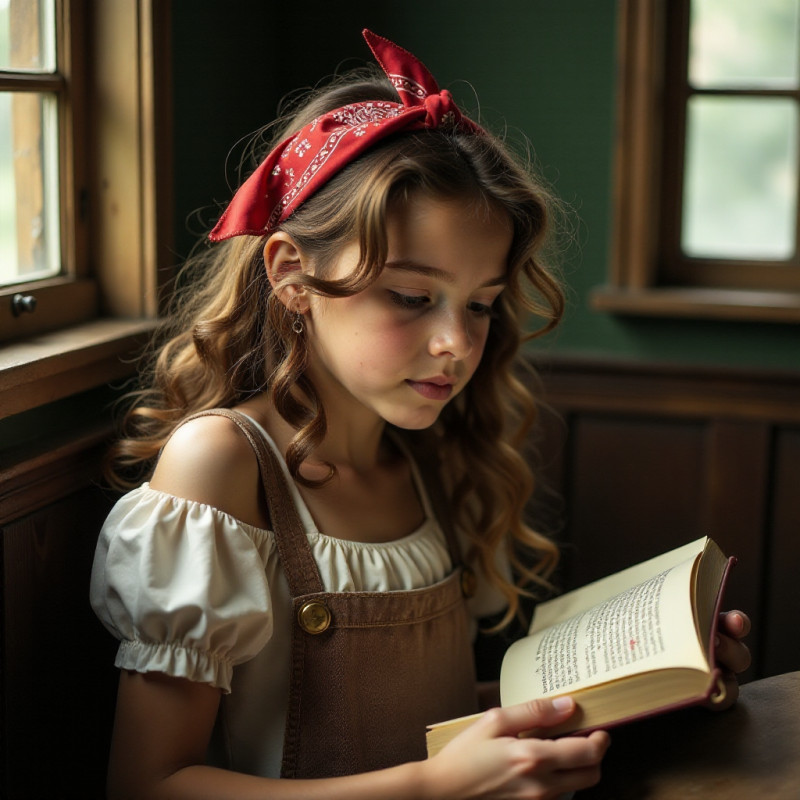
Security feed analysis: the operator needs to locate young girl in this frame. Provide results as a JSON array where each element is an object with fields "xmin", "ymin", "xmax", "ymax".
[{"xmin": 91, "ymin": 30, "xmax": 750, "ymax": 800}]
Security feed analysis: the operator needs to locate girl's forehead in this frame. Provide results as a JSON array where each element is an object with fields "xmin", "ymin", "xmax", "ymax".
[
  {"xmin": 387, "ymin": 193, "xmax": 512, "ymax": 249},
  {"xmin": 315, "ymin": 191, "xmax": 515, "ymax": 284},
  {"xmin": 380, "ymin": 194, "xmax": 514, "ymax": 280},
  {"xmin": 391, "ymin": 190, "xmax": 512, "ymax": 229}
]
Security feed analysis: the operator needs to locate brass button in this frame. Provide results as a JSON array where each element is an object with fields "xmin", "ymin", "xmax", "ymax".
[
  {"xmin": 460, "ymin": 567, "xmax": 477, "ymax": 598},
  {"xmin": 298, "ymin": 601, "xmax": 331, "ymax": 634}
]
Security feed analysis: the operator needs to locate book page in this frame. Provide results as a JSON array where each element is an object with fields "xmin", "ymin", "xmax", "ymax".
[
  {"xmin": 501, "ymin": 553, "xmax": 709, "ymax": 706},
  {"xmin": 529, "ymin": 538, "xmax": 708, "ymax": 634}
]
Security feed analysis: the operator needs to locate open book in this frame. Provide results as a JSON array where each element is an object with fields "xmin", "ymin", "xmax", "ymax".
[{"xmin": 427, "ymin": 537, "xmax": 735, "ymax": 756}]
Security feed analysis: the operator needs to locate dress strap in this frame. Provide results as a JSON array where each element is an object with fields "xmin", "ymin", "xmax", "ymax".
[{"xmin": 175, "ymin": 409, "xmax": 325, "ymax": 596}]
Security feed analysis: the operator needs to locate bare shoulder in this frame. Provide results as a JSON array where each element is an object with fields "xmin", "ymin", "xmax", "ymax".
[{"xmin": 150, "ymin": 414, "xmax": 266, "ymax": 526}]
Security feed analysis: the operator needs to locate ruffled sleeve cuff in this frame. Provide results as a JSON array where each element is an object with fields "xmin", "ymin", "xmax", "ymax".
[{"xmin": 115, "ymin": 640, "xmax": 237, "ymax": 692}]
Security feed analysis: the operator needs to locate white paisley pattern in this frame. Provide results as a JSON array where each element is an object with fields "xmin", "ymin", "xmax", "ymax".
[
  {"xmin": 388, "ymin": 72, "xmax": 428, "ymax": 100},
  {"xmin": 266, "ymin": 103, "xmax": 407, "ymax": 230},
  {"xmin": 330, "ymin": 102, "xmax": 403, "ymax": 126}
]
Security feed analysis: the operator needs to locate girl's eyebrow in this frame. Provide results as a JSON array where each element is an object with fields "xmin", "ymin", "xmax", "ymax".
[{"xmin": 385, "ymin": 260, "xmax": 507, "ymax": 288}]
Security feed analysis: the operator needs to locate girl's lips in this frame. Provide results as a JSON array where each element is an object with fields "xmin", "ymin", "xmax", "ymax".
[{"xmin": 405, "ymin": 379, "xmax": 454, "ymax": 401}]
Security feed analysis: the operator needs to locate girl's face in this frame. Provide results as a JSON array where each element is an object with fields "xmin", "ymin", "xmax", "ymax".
[{"xmin": 304, "ymin": 194, "xmax": 513, "ymax": 430}]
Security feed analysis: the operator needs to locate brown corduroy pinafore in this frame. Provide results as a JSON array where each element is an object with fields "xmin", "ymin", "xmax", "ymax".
[{"xmin": 195, "ymin": 410, "xmax": 479, "ymax": 779}]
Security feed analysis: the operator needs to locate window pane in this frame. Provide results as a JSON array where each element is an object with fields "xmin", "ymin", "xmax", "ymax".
[
  {"xmin": 689, "ymin": 0, "xmax": 800, "ymax": 88},
  {"xmin": 682, "ymin": 96, "xmax": 798, "ymax": 260},
  {"xmin": 0, "ymin": 91, "xmax": 60, "ymax": 285},
  {"xmin": 0, "ymin": 0, "xmax": 56, "ymax": 72}
]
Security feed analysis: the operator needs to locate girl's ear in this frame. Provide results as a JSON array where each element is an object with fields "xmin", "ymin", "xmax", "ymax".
[{"xmin": 263, "ymin": 232, "xmax": 309, "ymax": 312}]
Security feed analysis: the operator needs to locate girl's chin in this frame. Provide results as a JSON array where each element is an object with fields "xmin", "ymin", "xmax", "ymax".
[{"xmin": 381, "ymin": 407, "xmax": 445, "ymax": 431}]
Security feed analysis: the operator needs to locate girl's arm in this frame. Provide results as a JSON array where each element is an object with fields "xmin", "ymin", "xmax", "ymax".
[{"xmin": 107, "ymin": 669, "xmax": 609, "ymax": 800}]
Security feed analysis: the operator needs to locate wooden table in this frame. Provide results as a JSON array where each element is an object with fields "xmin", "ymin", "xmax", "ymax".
[{"xmin": 575, "ymin": 672, "xmax": 800, "ymax": 799}]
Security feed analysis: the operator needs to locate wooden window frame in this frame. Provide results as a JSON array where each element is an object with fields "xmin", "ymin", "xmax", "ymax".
[
  {"xmin": 0, "ymin": 0, "xmax": 171, "ymax": 419},
  {"xmin": 593, "ymin": 0, "xmax": 800, "ymax": 323},
  {"xmin": 0, "ymin": 0, "xmax": 89, "ymax": 339}
]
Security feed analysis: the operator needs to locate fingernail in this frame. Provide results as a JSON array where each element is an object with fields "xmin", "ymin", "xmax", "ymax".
[{"xmin": 552, "ymin": 696, "xmax": 574, "ymax": 711}]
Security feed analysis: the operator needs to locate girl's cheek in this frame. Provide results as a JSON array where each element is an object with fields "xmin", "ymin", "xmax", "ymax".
[
  {"xmin": 352, "ymin": 320, "xmax": 414, "ymax": 361},
  {"xmin": 377, "ymin": 326, "xmax": 420, "ymax": 356}
]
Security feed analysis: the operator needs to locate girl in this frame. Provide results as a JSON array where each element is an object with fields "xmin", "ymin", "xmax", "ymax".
[{"xmin": 91, "ymin": 30, "xmax": 750, "ymax": 800}]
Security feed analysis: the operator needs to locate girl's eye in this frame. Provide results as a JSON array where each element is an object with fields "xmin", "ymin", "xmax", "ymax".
[
  {"xmin": 468, "ymin": 301, "xmax": 495, "ymax": 318},
  {"xmin": 388, "ymin": 291, "xmax": 430, "ymax": 310}
]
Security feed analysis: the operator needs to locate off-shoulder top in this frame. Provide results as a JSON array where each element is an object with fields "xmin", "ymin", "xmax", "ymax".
[{"xmin": 90, "ymin": 418, "xmax": 505, "ymax": 777}]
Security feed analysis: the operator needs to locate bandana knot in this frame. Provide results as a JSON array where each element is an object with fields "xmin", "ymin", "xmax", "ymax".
[{"xmin": 424, "ymin": 90, "xmax": 459, "ymax": 129}]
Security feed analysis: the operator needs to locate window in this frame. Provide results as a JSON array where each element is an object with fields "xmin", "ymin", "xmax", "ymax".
[
  {"xmin": 594, "ymin": 0, "xmax": 800, "ymax": 322},
  {"xmin": 0, "ymin": 0, "xmax": 60, "ymax": 288},
  {"xmin": 0, "ymin": 0, "xmax": 95, "ymax": 340},
  {"xmin": 0, "ymin": 0, "xmax": 171, "ymax": 416}
]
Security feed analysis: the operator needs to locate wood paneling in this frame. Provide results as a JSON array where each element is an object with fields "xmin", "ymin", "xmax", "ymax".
[
  {"xmin": 764, "ymin": 428, "xmax": 800, "ymax": 676},
  {"xmin": 1, "ymin": 487, "xmax": 118, "ymax": 798},
  {"xmin": 533, "ymin": 357, "xmax": 800, "ymax": 681},
  {"xmin": 563, "ymin": 415, "xmax": 707, "ymax": 585}
]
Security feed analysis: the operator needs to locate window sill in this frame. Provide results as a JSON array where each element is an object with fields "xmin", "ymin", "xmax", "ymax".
[
  {"xmin": 591, "ymin": 286, "xmax": 800, "ymax": 323},
  {"xmin": 0, "ymin": 317, "xmax": 158, "ymax": 421}
]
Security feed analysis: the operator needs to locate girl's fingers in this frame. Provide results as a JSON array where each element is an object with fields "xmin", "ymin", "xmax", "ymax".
[
  {"xmin": 476, "ymin": 700, "xmax": 610, "ymax": 771},
  {"xmin": 515, "ymin": 729, "xmax": 610, "ymax": 772},
  {"xmin": 506, "ymin": 732, "xmax": 609, "ymax": 795},
  {"xmin": 478, "ymin": 696, "xmax": 578, "ymax": 739},
  {"xmin": 715, "ymin": 633, "xmax": 752, "ymax": 674},
  {"xmin": 434, "ymin": 710, "xmax": 609, "ymax": 799},
  {"xmin": 719, "ymin": 610, "xmax": 751, "ymax": 639},
  {"xmin": 705, "ymin": 670, "xmax": 740, "ymax": 710}
]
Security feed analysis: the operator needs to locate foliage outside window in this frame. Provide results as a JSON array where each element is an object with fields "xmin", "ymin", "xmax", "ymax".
[{"xmin": 594, "ymin": 0, "xmax": 800, "ymax": 322}]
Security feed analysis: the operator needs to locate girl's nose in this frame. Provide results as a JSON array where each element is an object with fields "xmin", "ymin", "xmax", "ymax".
[{"xmin": 428, "ymin": 310, "xmax": 473, "ymax": 360}]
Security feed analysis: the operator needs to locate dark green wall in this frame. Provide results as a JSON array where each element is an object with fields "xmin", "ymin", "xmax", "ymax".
[{"xmin": 171, "ymin": 0, "xmax": 799, "ymax": 372}]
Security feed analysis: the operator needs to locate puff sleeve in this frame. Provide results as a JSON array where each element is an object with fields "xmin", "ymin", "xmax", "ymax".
[{"xmin": 90, "ymin": 485, "xmax": 274, "ymax": 694}]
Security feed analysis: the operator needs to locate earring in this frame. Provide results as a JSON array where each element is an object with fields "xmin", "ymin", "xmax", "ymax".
[{"xmin": 292, "ymin": 313, "xmax": 304, "ymax": 335}]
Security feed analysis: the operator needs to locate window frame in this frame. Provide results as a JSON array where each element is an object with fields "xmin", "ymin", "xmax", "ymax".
[
  {"xmin": 0, "ymin": 0, "xmax": 94, "ymax": 340},
  {"xmin": 593, "ymin": 0, "xmax": 800, "ymax": 322},
  {"xmin": 0, "ymin": 0, "xmax": 171, "ymax": 418}
]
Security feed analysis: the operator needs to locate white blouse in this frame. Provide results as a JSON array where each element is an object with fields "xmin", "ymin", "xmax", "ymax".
[{"xmin": 90, "ymin": 421, "xmax": 506, "ymax": 777}]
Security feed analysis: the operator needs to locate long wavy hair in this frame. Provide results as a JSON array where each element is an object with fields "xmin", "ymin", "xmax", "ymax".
[{"xmin": 107, "ymin": 66, "xmax": 566, "ymax": 626}]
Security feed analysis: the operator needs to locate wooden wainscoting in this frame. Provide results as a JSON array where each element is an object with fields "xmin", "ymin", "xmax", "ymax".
[
  {"xmin": 530, "ymin": 356, "xmax": 800, "ymax": 682},
  {"xmin": 1, "ymin": 425, "xmax": 119, "ymax": 799}
]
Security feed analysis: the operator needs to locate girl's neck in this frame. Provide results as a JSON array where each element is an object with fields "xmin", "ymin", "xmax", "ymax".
[
  {"xmin": 238, "ymin": 391, "xmax": 389, "ymax": 477},
  {"xmin": 236, "ymin": 392, "xmax": 423, "ymax": 544}
]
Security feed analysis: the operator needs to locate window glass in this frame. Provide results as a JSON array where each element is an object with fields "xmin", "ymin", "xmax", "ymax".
[
  {"xmin": 0, "ymin": 0, "xmax": 60, "ymax": 288},
  {"xmin": 0, "ymin": 92, "xmax": 60, "ymax": 285},
  {"xmin": 0, "ymin": 0, "xmax": 56, "ymax": 72},
  {"xmin": 682, "ymin": 96, "xmax": 798, "ymax": 260},
  {"xmin": 689, "ymin": 0, "xmax": 800, "ymax": 88}
]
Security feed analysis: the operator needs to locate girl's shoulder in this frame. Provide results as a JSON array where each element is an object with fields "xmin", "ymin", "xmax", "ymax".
[{"xmin": 149, "ymin": 413, "xmax": 266, "ymax": 529}]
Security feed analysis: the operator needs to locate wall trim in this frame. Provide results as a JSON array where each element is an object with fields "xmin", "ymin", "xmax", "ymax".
[{"xmin": 533, "ymin": 355, "xmax": 800, "ymax": 425}]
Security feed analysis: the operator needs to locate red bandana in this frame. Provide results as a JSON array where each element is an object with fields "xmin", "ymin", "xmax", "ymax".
[{"xmin": 208, "ymin": 29, "xmax": 483, "ymax": 241}]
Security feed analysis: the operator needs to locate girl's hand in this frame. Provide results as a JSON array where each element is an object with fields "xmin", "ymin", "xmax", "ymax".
[
  {"xmin": 423, "ymin": 697, "xmax": 609, "ymax": 800},
  {"xmin": 710, "ymin": 609, "xmax": 752, "ymax": 710}
]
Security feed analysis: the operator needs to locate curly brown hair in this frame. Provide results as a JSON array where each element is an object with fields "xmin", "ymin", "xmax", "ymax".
[{"xmin": 107, "ymin": 66, "xmax": 565, "ymax": 626}]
